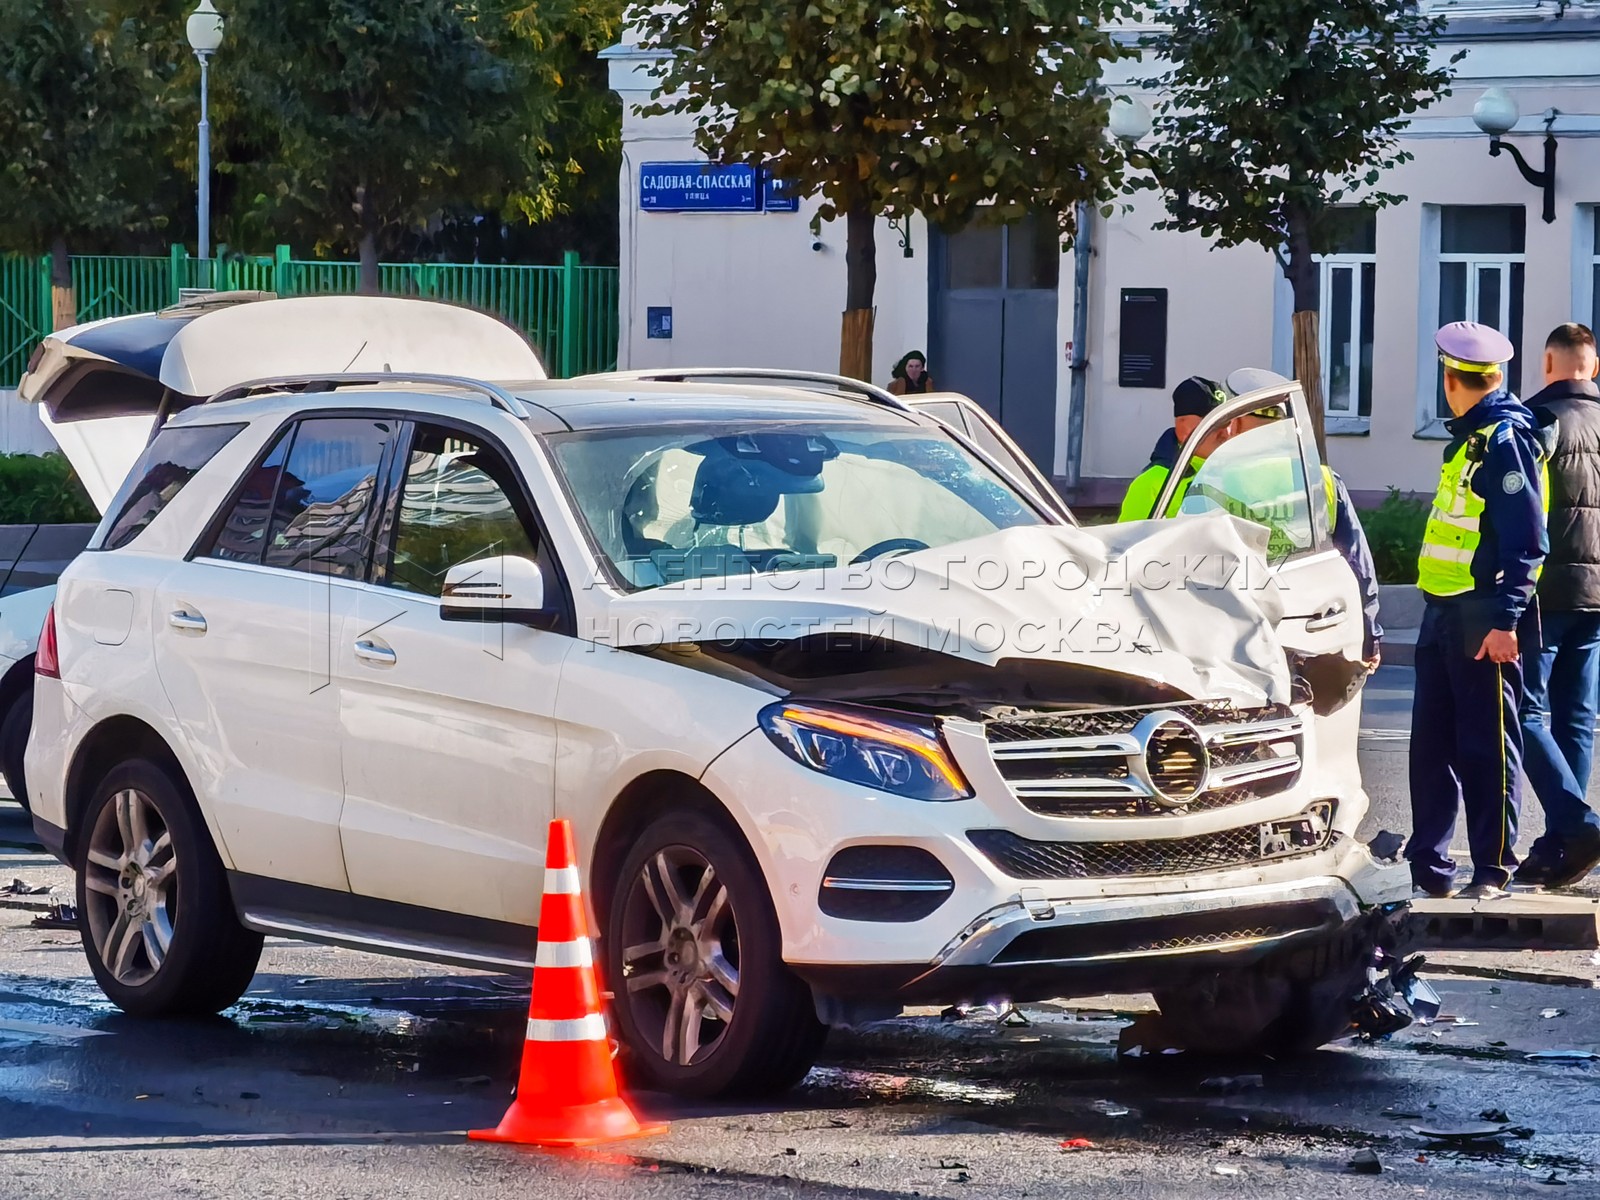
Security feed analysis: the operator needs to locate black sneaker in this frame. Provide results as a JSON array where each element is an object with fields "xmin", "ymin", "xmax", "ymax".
[
  {"xmin": 1457, "ymin": 881, "xmax": 1508, "ymax": 901},
  {"xmin": 1411, "ymin": 877, "xmax": 1456, "ymax": 900},
  {"xmin": 1545, "ymin": 829, "xmax": 1600, "ymax": 890},
  {"xmin": 1511, "ymin": 854, "xmax": 1560, "ymax": 889}
]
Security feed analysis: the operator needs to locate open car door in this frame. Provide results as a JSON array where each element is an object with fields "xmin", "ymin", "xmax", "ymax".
[
  {"xmin": 1152, "ymin": 381, "xmax": 1366, "ymax": 801},
  {"xmin": 906, "ymin": 392, "xmax": 1076, "ymax": 524}
]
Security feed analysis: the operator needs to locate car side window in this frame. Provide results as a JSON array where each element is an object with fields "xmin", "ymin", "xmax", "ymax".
[
  {"xmin": 200, "ymin": 417, "xmax": 392, "ymax": 578},
  {"xmin": 382, "ymin": 424, "xmax": 539, "ymax": 597},
  {"xmin": 98, "ymin": 423, "xmax": 245, "ymax": 551}
]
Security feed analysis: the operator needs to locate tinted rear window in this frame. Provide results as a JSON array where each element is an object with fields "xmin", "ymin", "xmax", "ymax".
[{"xmin": 98, "ymin": 423, "xmax": 246, "ymax": 551}]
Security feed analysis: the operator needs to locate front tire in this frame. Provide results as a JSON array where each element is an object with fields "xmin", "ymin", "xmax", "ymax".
[
  {"xmin": 603, "ymin": 808, "xmax": 826, "ymax": 1098},
  {"xmin": 75, "ymin": 759, "xmax": 262, "ymax": 1016},
  {"xmin": 1, "ymin": 685, "xmax": 31, "ymax": 813}
]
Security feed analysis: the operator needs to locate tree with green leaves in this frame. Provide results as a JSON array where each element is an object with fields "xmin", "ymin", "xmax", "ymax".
[
  {"xmin": 632, "ymin": 0, "xmax": 1136, "ymax": 380},
  {"xmin": 223, "ymin": 0, "xmax": 586, "ymax": 291},
  {"xmin": 1137, "ymin": 0, "xmax": 1461, "ymax": 446},
  {"xmin": 0, "ymin": 0, "xmax": 175, "ymax": 326}
]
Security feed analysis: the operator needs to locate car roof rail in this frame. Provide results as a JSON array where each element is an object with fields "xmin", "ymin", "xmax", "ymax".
[
  {"xmin": 588, "ymin": 367, "xmax": 915, "ymax": 414},
  {"xmin": 206, "ymin": 372, "xmax": 531, "ymax": 418}
]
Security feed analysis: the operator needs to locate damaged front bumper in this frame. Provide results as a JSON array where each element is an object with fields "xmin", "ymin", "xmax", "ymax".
[{"xmin": 796, "ymin": 846, "xmax": 1412, "ymax": 1009}]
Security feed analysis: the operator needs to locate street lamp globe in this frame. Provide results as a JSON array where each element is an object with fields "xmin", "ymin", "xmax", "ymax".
[
  {"xmin": 1472, "ymin": 87, "xmax": 1520, "ymax": 137},
  {"xmin": 186, "ymin": 0, "xmax": 224, "ymax": 55},
  {"xmin": 1108, "ymin": 95, "xmax": 1154, "ymax": 145}
]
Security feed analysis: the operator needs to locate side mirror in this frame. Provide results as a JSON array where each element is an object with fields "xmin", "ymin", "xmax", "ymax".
[{"xmin": 440, "ymin": 555, "xmax": 551, "ymax": 626}]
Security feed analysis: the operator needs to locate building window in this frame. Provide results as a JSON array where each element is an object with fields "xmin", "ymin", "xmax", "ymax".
[
  {"xmin": 1315, "ymin": 209, "xmax": 1377, "ymax": 424},
  {"xmin": 1437, "ymin": 205, "xmax": 1525, "ymax": 417},
  {"xmin": 1591, "ymin": 211, "xmax": 1599, "ymax": 335}
]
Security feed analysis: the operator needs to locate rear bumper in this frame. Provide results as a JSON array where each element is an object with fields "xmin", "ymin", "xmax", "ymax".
[{"xmin": 795, "ymin": 859, "xmax": 1411, "ymax": 1006}]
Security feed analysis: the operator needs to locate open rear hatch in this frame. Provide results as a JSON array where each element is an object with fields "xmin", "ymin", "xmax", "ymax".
[{"xmin": 19, "ymin": 293, "xmax": 548, "ymax": 510}]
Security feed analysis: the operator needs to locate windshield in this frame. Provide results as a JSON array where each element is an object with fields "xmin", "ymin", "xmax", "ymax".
[{"xmin": 549, "ymin": 423, "xmax": 1043, "ymax": 591}]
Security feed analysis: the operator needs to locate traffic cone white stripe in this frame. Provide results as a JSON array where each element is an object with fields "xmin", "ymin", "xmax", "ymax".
[
  {"xmin": 534, "ymin": 937, "xmax": 594, "ymax": 969},
  {"xmin": 528, "ymin": 1014, "xmax": 608, "ymax": 1043},
  {"xmin": 544, "ymin": 865, "xmax": 582, "ymax": 895}
]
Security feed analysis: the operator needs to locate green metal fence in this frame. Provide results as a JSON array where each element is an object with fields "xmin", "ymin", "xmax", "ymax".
[{"xmin": 0, "ymin": 245, "xmax": 618, "ymax": 387}]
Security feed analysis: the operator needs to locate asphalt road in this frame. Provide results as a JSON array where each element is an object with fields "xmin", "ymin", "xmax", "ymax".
[{"xmin": 3, "ymin": 670, "xmax": 1598, "ymax": 1198}]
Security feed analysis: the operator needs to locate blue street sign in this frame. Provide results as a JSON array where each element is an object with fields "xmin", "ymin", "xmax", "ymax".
[
  {"xmin": 639, "ymin": 162, "xmax": 760, "ymax": 213},
  {"xmin": 762, "ymin": 174, "xmax": 801, "ymax": 213},
  {"xmin": 647, "ymin": 307, "xmax": 673, "ymax": 339}
]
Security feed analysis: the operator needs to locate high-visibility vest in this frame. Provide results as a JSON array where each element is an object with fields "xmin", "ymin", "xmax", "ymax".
[
  {"xmin": 1118, "ymin": 461, "xmax": 1201, "ymax": 522},
  {"xmin": 1417, "ymin": 421, "xmax": 1549, "ymax": 598}
]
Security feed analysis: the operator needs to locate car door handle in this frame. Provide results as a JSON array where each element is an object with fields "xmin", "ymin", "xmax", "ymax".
[
  {"xmin": 167, "ymin": 610, "xmax": 207, "ymax": 634},
  {"xmin": 353, "ymin": 638, "xmax": 397, "ymax": 666},
  {"xmin": 1304, "ymin": 602, "xmax": 1348, "ymax": 632}
]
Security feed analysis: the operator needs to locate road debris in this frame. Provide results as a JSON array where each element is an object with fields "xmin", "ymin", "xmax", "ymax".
[
  {"xmin": 1354, "ymin": 950, "xmax": 1438, "ymax": 1040},
  {"xmin": 1059, "ymin": 1139, "xmax": 1095, "ymax": 1151},
  {"xmin": 1090, "ymin": 1100, "xmax": 1132, "ymax": 1118},
  {"xmin": 1540, "ymin": 1008, "xmax": 1566, "ymax": 1020},
  {"xmin": 2, "ymin": 878, "xmax": 50, "ymax": 895},
  {"xmin": 29, "ymin": 898, "xmax": 77, "ymax": 930},
  {"xmin": 1200, "ymin": 1075, "xmax": 1263, "ymax": 1094},
  {"xmin": 1526, "ymin": 1050, "xmax": 1600, "ymax": 1062},
  {"xmin": 1409, "ymin": 1120, "xmax": 1509, "ymax": 1143},
  {"xmin": 1212, "ymin": 1163, "xmax": 1240, "ymax": 1176},
  {"xmin": 1347, "ymin": 1149, "xmax": 1383, "ymax": 1175}
]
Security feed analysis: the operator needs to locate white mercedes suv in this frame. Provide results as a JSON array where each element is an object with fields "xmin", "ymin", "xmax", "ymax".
[{"xmin": 25, "ymin": 299, "xmax": 1408, "ymax": 1097}]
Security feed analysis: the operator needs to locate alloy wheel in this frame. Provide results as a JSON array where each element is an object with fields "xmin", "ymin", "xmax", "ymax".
[
  {"xmin": 619, "ymin": 846, "xmax": 740, "ymax": 1067},
  {"xmin": 82, "ymin": 788, "xmax": 177, "ymax": 987}
]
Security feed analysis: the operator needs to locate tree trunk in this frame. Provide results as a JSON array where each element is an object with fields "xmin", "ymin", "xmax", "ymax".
[
  {"xmin": 355, "ymin": 178, "xmax": 380, "ymax": 295},
  {"xmin": 49, "ymin": 235, "xmax": 77, "ymax": 330},
  {"xmin": 1284, "ymin": 209, "xmax": 1326, "ymax": 459},
  {"xmin": 839, "ymin": 204, "xmax": 877, "ymax": 381},
  {"xmin": 357, "ymin": 231, "xmax": 380, "ymax": 296}
]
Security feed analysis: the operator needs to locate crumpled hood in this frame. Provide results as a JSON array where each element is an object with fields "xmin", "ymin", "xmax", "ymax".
[{"xmin": 589, "ymin": 515, "xmax": 1291, "ymax": 707}]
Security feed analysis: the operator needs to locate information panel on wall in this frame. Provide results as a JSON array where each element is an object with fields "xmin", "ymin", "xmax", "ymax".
[
  {"xmin": 639, "ymin": 163, "xmax": 761, "ymax": 213},
  {"xmin": 1118, "ymin": 288, "xmax": 1169, "ymax": 389}
]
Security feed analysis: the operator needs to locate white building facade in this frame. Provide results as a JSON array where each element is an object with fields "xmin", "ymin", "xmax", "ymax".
[{"xmin": 605, "ymin": 2, "xmax": 1600, "ymax": 507}]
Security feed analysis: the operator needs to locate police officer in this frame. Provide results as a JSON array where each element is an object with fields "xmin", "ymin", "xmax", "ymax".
[
  {"xmin": 1117, "ymin": 376, "xmax": 1233, "ymax": 521},
  {"xmin": 1406, "ymin": 322, "xmax": 1556, "ymax": 900},
  {"xmin": 1223, "ymin": 367, "xmax": 1383, "ymax": 667}
]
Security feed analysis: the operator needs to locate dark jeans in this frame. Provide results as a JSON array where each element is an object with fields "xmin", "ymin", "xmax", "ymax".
[{"xmin": 1518, "ymin": 608, "xmax": 1600, "ymax": 850}]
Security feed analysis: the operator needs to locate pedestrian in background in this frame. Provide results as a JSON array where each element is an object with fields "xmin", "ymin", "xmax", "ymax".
[
  {"xmin": 887, "ymin": 350, "xmax": 934, "ymax": 395},
  {"xmin": 1516, "ymin": 323, "xmax": 1600, "ymax": 889},
  {"xmin": 1117, "ymin": 375, "xmax": 1233, "ymax": 521},
  {"xmin": 1407, "ymin": 322, "xmax": 1554, "ymax": 900}
]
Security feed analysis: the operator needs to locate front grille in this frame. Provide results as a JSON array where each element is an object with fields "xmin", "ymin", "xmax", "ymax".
[
  {"xmin": 968, "ymin": 824, "xmax": 1338, "ymax": 882},
  {"xmin": 984, "ymin": 701, "xmax": 1303, "ymax": 818}
]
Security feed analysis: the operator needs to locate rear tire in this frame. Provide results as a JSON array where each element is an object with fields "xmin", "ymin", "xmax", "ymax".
[
  {"xmin": 75, "ymin": 759, "xmax": 262, "ymax": 1016},
  {"xmin": 1, "ymin": 685, "xmax": 31, "ymax": 814},
  {"xmin": 603, "ymin": 808, "xmax": 826, "ymax": 1099}
]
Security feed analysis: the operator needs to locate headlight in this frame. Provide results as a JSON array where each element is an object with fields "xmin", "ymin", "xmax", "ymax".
[{"xmin": 758, "ymin": 702, "xmax": 972, "ymax": 802}]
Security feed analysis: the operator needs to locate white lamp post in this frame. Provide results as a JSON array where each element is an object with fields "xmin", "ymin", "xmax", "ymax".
[
  {"xmin": 186, "ymin": 1, "xmax": 225, "ymax": 265},
  {"xmin": 1108, "ymin": 95, "xmax": 1154, "ymax": 147},
  {"xmin": 1471, "ymin": 86, "xmax": 1559, "ymax": 225}
]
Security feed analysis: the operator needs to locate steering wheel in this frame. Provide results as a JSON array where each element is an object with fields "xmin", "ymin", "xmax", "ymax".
[{"xmin": 851, "ymin": 537, "xmax": 930, "ymax": 565}]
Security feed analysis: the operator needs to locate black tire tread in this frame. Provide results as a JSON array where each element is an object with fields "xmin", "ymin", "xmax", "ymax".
[
  {"xmin": 605, "ymin": 807, "xmax": 826, "ymax": 1099},
  {"xmin": 1, "ymin": 687, "xmax": 31, "ymax": 814},
  {"xmin": 76, "ymin": 758, "xmax": 262, "ymax": 1017}
]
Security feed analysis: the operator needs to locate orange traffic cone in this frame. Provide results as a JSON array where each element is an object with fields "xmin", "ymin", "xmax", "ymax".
[{"xmin": 470, "ymin": 819, "xmax": 667, "ymax": 1148}]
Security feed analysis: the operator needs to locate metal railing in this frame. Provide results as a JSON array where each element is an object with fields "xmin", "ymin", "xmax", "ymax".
[{"xmin": 0, "ymin": 245, "xmax": 618, "ymax": 387}]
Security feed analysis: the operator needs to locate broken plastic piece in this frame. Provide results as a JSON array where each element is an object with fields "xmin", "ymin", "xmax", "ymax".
[
  {"xmin": 1200, "ymin": 1075, "xmax": 1263, "ymax": 1094},
  {"xmin": 1527, "ymin": 1049, "xmax": 1600, "ymax": 1061},
  {"xmin": 1212, "ymin": 1164, "xmax": 1240, "ymax": 1176},
  {"xmin": 1540, "ymin": 1008, "xmax": 1566, "ymax": 1020},
  {"xmin": 1366, "ymin": 831, "xmax": 1404, "ymax": 863},
  {"xmin": 1409, "ymin": 1120, "xmax": 1508, "ymax": 1142},
  {"xmin": 1348, "ymin": 1149, "xmax": 1382, "ymax": 1175},
  {"xmin": 1479, "ymin": 1108, "xmax": 1510, "ymax": 1124},
  {"xmin": 1091, "ymin": 1100, "xmax": 1131, "ymax": 1118},
  {"xmin": 1060, "ymin": 1138, "xmax": 1094, "ymax": 1151}
]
